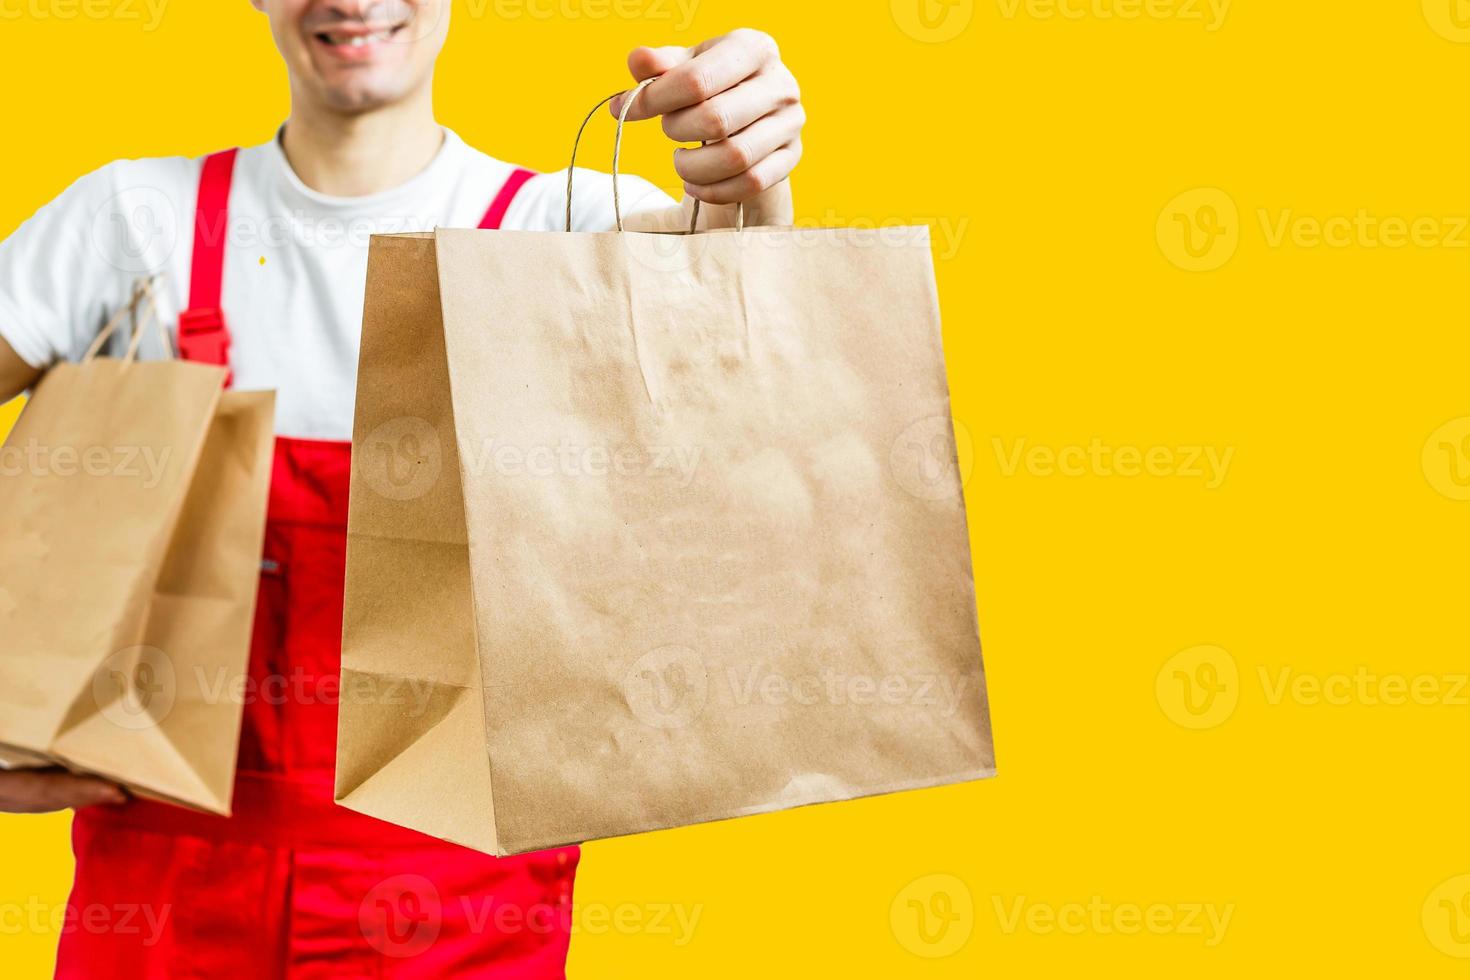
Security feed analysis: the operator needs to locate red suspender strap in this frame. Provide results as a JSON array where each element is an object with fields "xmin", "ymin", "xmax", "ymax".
[
  {"xmin": 179, "ymin": 148, "xmax": 238, "ymax": 381},
  {"xmin": 177, "ymin": 156, "xmax": 523, "ymax": 380},
  {"xmin": 479, "ymin": 167, "xmax": 536, "ymax": 230}
]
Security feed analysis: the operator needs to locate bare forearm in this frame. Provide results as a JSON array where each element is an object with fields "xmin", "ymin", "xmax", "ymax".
[{"xmin": 0, "ymin": 769, "xmax": 125, "ymax": 813}]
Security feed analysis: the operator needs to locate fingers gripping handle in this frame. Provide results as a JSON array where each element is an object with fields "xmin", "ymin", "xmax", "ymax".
[{"xmin": 564, "ymin": 77, "xmax": 744, "ymax": 235}]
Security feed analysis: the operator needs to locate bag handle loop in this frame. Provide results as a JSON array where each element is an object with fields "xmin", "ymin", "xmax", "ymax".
[
  {"xmin": 565, "ymin": 77, "xmax": 745, "ymax": 236},
  {"xmin": 82, "ymin": 276, "xmax": 169, "ymax": 365}
]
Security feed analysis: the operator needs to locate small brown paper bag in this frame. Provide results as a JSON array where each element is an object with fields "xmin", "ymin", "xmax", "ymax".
[
  {"xmin": 0, "ymin": 281, "xmax": 275, "ymax": 814},
  {"xmin": 336, "ymin": 91, "xmax": 993, "ymax": 856}
]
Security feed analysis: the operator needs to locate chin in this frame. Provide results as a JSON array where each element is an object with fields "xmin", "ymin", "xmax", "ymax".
[
  {"xmin": 318, "ymin": 80, "xmax": 409, "ymax": 113},
  {"xmin": 301, "ymin": 56, "xmax": 424, "ymax": 113}
]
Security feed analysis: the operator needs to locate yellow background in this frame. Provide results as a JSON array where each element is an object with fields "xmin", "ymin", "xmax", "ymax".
[{"xmin": 3, "ymin": 0, "xmax": 1469, "ymax": 975}]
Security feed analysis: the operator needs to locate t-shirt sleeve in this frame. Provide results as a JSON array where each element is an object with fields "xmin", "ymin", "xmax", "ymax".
[
  {"xmin": 0, "ymin": 163, "xmax": 135, "ymax": 369},
  {"xmin": 508, "ymin": 168, "xmax": 680, "ymax": 233}
]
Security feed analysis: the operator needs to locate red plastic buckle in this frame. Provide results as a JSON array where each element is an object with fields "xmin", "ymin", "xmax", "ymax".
[{"xmin": 177, "ymin": 306, "xmax": 232, "ymax": 383}]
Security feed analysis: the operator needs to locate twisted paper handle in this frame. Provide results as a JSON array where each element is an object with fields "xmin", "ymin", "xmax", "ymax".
[{"xmin": 82, "ymin": 276, "xmax": 168, "ymax": 365}]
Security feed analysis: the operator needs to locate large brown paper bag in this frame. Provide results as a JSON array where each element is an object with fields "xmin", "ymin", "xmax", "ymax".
[
  {"xmin": 0, "ymin": 282, "xmax": 275, "ymax": 813},
  {"xmin": 337, "ymin": 96, "xmax": 992, "ymax": 856}
]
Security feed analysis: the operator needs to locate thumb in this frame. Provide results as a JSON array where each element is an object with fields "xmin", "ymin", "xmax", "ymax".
[
  {"xmin": 609, "ymin": 45, "xmax": 691, "ymax": 118},
  {"xmin": 73, "ymin": 777, "xmax": 129, "ymax": 808},
  {"xmin": 628, "ymin": 44, "xmax": 691, "ymax": 81},
  {"xmin": 44, "ymin": 772, "xmax": 128, "ymax": 809}
]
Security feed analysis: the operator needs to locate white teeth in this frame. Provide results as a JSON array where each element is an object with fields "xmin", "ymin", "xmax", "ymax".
[{"xmin": 322, "ymin": 28, "xmax": 397, "ymax": 46}]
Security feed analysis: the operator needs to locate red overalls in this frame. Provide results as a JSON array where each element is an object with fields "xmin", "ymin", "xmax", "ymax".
[{"xmin": 56, "ymin": 151, "xmax": 576, "ymax": 979}]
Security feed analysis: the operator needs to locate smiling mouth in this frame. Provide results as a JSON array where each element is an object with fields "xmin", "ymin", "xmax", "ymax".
[{"xmin": 313, "ymin": 23, "xmax": 409, "ymax": 51}]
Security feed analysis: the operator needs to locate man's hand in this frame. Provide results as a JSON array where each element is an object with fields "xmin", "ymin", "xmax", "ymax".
[
  {"xmin": 0, "ymin": 768, "xmax": 127, "ymax": 814},
  {"xmin": 611, "ymin": 29, "xmax": 803, "ymax": 227},
  {"xmin": 0, "ymin": 334, "xmax": 40, "ymax": 404}
]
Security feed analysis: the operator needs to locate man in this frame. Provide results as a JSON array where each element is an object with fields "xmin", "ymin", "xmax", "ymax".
[{"xmin": 0, "ymin": 1, "xmax": 805, "ymax": 975}]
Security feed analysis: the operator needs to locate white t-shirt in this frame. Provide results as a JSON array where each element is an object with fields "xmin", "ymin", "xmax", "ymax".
[{"xmin": 0, "ymin": 129, "xmax": 676, "ymax": 440}]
